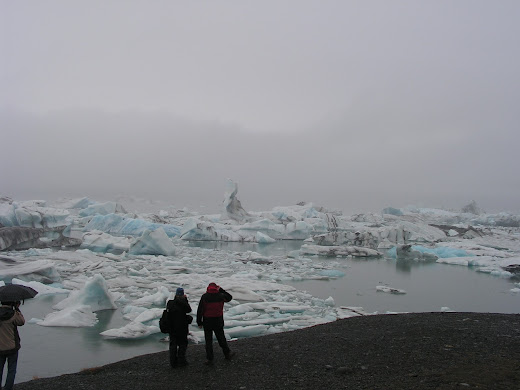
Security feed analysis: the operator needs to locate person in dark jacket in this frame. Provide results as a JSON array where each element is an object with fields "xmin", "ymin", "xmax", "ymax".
[
  {"xmin": 197, "ymin": 283, "xmax": 235, "ymax": 364},
  {"xmin": 0, "ymin": 301, "xmax": 25, "ymax": 390},
  {"xmin": 166, "ymin": 288, "xmax": 192, "ymax": 367}
]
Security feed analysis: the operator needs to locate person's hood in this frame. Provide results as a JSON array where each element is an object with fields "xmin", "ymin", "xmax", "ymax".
[
  {"xmin": 206, "ymin": 283, "xmax": 220, "ymax": 294},
  {"xmin": 0, "ymin": 306, "xmax": 15, "ymax": 321}
]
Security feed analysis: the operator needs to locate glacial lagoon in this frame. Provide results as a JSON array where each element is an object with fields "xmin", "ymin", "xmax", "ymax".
[{"xmin": 15, "ymin": 241, "xmax": 520, "ymax": 384}]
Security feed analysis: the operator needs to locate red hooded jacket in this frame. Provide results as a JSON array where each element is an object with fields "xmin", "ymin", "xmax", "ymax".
[{"xmin": 197, "ymin": 283, "xmax": 232, "ymax": 326}]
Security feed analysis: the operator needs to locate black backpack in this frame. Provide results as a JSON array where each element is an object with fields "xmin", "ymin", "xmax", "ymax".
[{"xmin": 159, "ymin": 309, "xmax": 170, "ymax": 333}]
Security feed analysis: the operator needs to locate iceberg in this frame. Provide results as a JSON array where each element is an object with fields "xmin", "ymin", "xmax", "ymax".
[
  {"xmin": 1, "ymin": 204, "xmax": 70, "ymax": 229},
  {"xmin": 395, "ymin": 245, "xmax": 438, "ymax": 262},
  {"xmin": 53, "ymin": 274, "xmax": 117, "ymax": 312},
  {"xmin": 84, "ymin": 213, "xmax": 181, "ymax": 237},
  {"xmin": 300, "ymin": 244, "xmax": 382, "ymax": 257},
  {"xmin": 128, "ymin": 228, "xmax": 176, "ymax": 256},
  {"xmin": 38, "ymin": 305, "xmax": 98, "ymax": 327},
  {"xmin": 222, "ymin": 179, "xmax": 251, "ymax": 222},
  {"xmin": 0, "ymin": 227, "xmax": 45, "ymax": 251},
  {"xmin": 80, "ymin": 230, "xmax": 131, "ymax": 253},
  {"xmin": 130, "ymin": 286, "xmax": 171, "ymax": 308},
  {"xmin": 100, "ymin": 321, "xmax": 160, "ymax": 339},
  {"xmin": 255, "ymin": 231, "xmax": 276, "ymax": 244},
  {"xmin": 180, "ymin": 218, "xmax": 246, "ymax": 241},
  {"xmin": 0, "ymin": 259, "xmax": 61, "ymax": 284}
]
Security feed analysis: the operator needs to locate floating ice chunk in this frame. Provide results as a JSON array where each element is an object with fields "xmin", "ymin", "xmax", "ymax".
[
  {"xmin": 128, "ymin": 267, "xmax": 151, "ymax": 277},
  {"xmin": 12, "ymin": 278, "xmax": 69, "ymax": 295},
  {"xmin": 133, "ymin": 308, "xmax": 164, "ymax": 324},
  {"xmin": 122, "ymin": 305, "xmax": 148, "ymax": 321},
  {"xmin": 10, "ymin": 205, "xmax": 70, "ymax": 229},
  {"xmin": 312, "ymin": 230, "xmax": 379, "ymax": 249},
  {"xmin": 79, "ymin": 201, "xmax": 127, "ymax": 217},
  {"xmin": 180, "ymin": 218, "xmax": 245, "ymax": 241},
  {"xmin": 318, "ymin": 270, "xmax": 345, "ymax": 278},
  {"xmin": 436, "ymin": 257, "xmax": 470, "ymax": 266},
  {"xmin": 225, "ymin": 324, "xmax": 269, "ymax": 338},
  {"xmin": 376, "ymin": 285, "xmax": 407, "ymax": 294},
  {"xmin": 0, "ymin": 259, "xmax": 60, "ymax": 284},
  {"xmin": 84, "ymin": 214, "xmax": 181, "ymax": 237},
  {"xmin": 80, "ymin": 231, "xmax": 131, "ymax": 253},
  {"xmin": 100, "ymin": 321, "xmax": 160, "ymax": 339},
  {"xmin": 476, "ymin": 267, "xmax": 512, "ymax": 278},
  {"xmin": 0, "ymin": 227, "xmax": 46, "ymax": 251},
  {"xmin": 38, "ymin": 305, "xmax": 98, "ymax": 327},
  {"xmin": 224, "ymin": 317, "xmax": 290, "ymax": 328},
  {"xmin": 221, "ymin": 286, "xmax": 264, "ymax": 302},
  {"xmin": 324, "ymin": 296, "xmax": 335, "ymax": 306},
  {"xmin": 441, "ymin": 307, "xmax": 455, "ymax": 312},
  {"xmin": 256, "ymin": 232, "xmax": 276, "ymax": 244},
  {"xmin": 412, "ymin": 245, "xmax": 469, "ymax": 258},
  {"xmin": 131, "ymin": 286, "xmax": 171, "ymax": 307},
  {"xmin": 395, "ymin": 245, "xmax": 438, "ymax": 261},
  {"xmin": 300, "ymin": 244, "xmax": 382, "ymax": 257},
  {"xmin": 128, "ymin": 228, "xmax": 176, "ymax": 256},
  {"xmin": 53, "ymin": 274, "xmax": 117, "ymax": 312}
]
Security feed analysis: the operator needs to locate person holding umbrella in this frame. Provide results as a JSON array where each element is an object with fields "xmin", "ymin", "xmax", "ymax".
[
  {"xmin": 0, "ymin": 284, "xmax": 37, "ymax": 390},
  {"xmin": 0, "ymin": 300, "xmax": 25, "ymax": 390}
]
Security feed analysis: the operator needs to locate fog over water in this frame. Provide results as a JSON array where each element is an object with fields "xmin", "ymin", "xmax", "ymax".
[{"xmin": 2, "ymin": 1, "xmax": 519, "ymax": 214}]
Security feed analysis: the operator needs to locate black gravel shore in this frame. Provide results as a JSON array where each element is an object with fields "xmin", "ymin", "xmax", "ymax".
[{"xmin": 16, "ymin": 312, "xmax": 520, "ymax": 390}]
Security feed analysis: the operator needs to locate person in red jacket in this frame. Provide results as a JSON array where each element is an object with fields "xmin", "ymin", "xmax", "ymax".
[{"xmin": 197, "ymin": 283, "xmax": 235, "ymax": 364}]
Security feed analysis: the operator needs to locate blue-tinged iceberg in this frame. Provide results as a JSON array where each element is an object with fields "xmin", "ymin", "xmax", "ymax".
[{"xmin": 84, "ymin": 213, "xmax": 181, "ymax": 237}]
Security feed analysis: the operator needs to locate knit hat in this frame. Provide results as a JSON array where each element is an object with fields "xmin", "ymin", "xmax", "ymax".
[
  {"xmin": 175, "ymin": 287, "xmax": 184, "ymax": 296},
  {"xmin": 207, "ymin": 283, "xmax": 219, "ymax": 293}
]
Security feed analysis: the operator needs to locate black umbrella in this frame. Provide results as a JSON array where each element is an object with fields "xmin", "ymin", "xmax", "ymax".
[{"xmin": 0, "ymin": 284, "xmax": 38, "ymax": 303}]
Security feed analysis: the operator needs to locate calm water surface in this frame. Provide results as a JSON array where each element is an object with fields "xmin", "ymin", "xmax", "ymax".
[{"xmin": 14, "ymin": 242, "xmax": 520, "ymax": 383}]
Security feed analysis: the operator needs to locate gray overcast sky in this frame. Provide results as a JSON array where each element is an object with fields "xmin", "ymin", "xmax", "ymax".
[{"xmin": 1, "ymin": 1, "xmax": 519, "ymax": 214}]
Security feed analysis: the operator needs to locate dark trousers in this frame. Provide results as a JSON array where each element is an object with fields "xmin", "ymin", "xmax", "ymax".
[
  {"xmin": 0, "ymin": 351, "xmax": 18, "ymax": 390},
  {"xmin": 169, "ymin": 333, "xmax": 188, "ymax": 367},
  {"xmin": 203, "ymin": 317, "xmax": 230, "ymax": 361}
]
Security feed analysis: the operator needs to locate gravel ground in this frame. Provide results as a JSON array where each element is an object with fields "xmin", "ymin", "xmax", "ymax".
[{"xmin": 16, "ymin": 312, "xmax": 520, "ymax": 390}]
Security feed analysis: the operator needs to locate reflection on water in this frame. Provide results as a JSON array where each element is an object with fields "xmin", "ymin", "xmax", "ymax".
[
  {"xmin": 286, "ymin": 255, "xmax": 520, "ymax": 315},
  {"xmin": 14, "ymin": 242, "xmax": 520, "ymax": 384}
]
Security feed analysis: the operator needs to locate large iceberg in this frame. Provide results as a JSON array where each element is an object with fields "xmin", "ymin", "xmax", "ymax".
[
  {"xmin": 84, "ymin": 213, "xmax": 181, "ymax": 237},
  {"xmin": 0, "ymin": 203, "xmax": 70, "ymax": 229},
  {"xmin": 128, "ymin": 228, "xmax": 176, "ymax": 256},
  {"xmin": 53, "ymin": 274, "xmax": 117, "ymax": 312}
]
